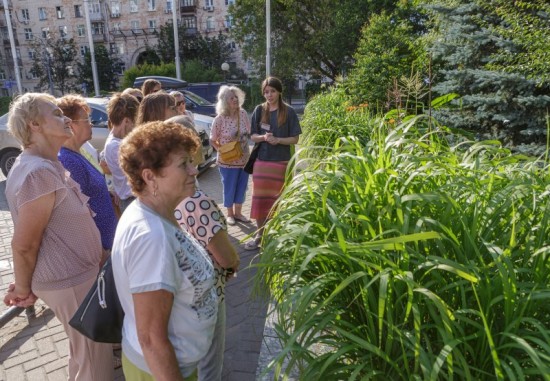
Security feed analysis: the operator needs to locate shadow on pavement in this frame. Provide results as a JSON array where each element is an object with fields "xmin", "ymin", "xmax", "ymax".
[{"xmin": 0, "ymin": 305, "xmax": 55, "ymax": 364}]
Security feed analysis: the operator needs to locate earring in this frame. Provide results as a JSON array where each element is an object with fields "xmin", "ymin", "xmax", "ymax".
[{"xmin": 153, "ymin": 187, "xmax": 157, "ymax": 197}]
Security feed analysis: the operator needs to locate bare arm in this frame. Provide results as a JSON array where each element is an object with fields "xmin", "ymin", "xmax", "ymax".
[
  {"xmin": 133, "ymin": 290, "xmax": 185, "ymax": 381},
  {"xmin": 5, "ymin": 192, "xmax": 55, "ymax": 306},
  {"xmin": 207, "ymin": 230, "xmax": 239, "ymax": 271}
]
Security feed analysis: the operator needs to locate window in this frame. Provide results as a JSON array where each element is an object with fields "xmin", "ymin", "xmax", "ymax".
[
  {"xmin": 225, "ymin": 0, "xmax": 235, "ymax": 4},
  {"xmin": 148, "ymin": 0, "xmax": 156, "ymax": 11},
  {"xmin": 56, "ymin": 6, "xmax": 64, "ymax": 19},
  {"xmin": 41, "ymin": 27, "xmax": 50, "ymax": 39},
  {"xmin": 74, "ymin": 5, "xmax": 83, "ymax": 18},
  {"xmin": 182, "ymin": 0, "xmax": 194, "ymax": 6},
  {"xmin": 130, "ymin": 0, "xmax": 138, "ymax": 13},
  {"xmin": 28, "ymin": 49, "xmax": 35, "ymax": 60},
  {"xmin": 24, "ymin": 28, "xmax": 33, "ymax": 40},
  {"xmin": 182, "ymin": 16, "xmax": 196, "ymax": 29},
  {"xmin": 88, "ymin": 1, "xmax": 101, "ymax": 14},
  {"xmin": 111, "ymin": 1, "xmax": 121, "ymax": 15},
  {"xmin": 77, "ymin": 25, "xmax": 85, "ymax": 37},
  {"xmin": 225, "ymin": 15, "xmax": 233, "ymax": 28},
  {"xmin": 21, "ymin": 9, "xmax": 29, "ymax": 21},
  {"xmin": 38, "ymin": 8, "xmax": 47, "ymax": 20},
  {"xmin": 205, "ymin": 0, "xmax": 213, "ymax": 7},
  {"xmin": 131, "ymin": 20, "xmax": 140, "ymax": 32},
  {"xmin": 206, "ymin": 16, "xmax": 214, "ymax": 31},
  {"xmin": 110, "ymin": 42, "xmax": 124, "ymax": 54},
  {"xmin": 92, "ymin": 22, "xmax": 105, "ymax": 35},
  {"xmin": 112, "ymin": 22, "xmax": 121, "ymax": 31},
  {"xmin": 115, "ymin": 63, "xmax": 125, "ymax": 75},
  {"xmin": 166, "ymin": 0, "xmax": 172, "ymax": 12},
  {"xmin": 148, "ymin": 20, "xmax": 157, "ymax": 29},
  {"xmin": 80, "ymin": 45, "xmax": 90, "ymax": 56},
  {"xmin": 59, "ymin": 26, "xmax": 68, "ymax": 38}
]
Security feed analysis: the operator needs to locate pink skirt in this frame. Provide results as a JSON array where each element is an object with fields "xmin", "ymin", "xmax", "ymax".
[{"xmin": 250, "ymin": 160, "xmax": 288, "ymax": 220}]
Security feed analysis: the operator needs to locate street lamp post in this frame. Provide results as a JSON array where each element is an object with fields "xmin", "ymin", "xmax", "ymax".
[
  {"xmin": 221, "ymin": 62, "xmax": 229, "ymax": 82},
  {"xmin": 2, "ymin": 0, "xmax": 23, "ymax": 94}
]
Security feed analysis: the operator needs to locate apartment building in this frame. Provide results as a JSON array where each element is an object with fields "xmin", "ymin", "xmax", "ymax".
[{"xmin": 0, "ymin": 0, "xmax": 244, "ymax": 95}]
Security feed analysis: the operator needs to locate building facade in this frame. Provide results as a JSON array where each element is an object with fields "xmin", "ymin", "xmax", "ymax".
[{"xmin": 0, "ymin": 0, "xmax": 245, "ymax": 95}]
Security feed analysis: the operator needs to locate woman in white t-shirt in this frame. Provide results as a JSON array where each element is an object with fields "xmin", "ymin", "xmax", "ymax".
[{"xmin": 112, "ymin": 120, "xmax": 218, "ymax": 380}]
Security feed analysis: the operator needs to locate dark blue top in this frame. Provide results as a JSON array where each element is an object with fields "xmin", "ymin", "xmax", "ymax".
[
  {"xmin": 58, "ymin": 147, "xmax": 117, "ymax": 250},
  {"xmin": 251, "ymin": 104, "xmax": 302, "ymax": 162}
]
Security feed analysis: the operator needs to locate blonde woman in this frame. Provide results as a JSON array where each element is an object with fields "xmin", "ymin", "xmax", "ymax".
[{"xmin": 209, "ymin": 85, "xmax": 251, "ymax": 225}]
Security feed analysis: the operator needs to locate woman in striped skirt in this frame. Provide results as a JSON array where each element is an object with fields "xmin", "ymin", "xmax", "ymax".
[{"xmin": 244, "ymin": 77, "xmax": 302, "ymax": 250}]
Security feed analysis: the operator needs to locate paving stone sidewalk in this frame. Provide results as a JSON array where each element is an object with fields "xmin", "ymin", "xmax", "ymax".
[{"xmin": 0, "ymin": 167, "xmax": 274, "ymax": 381}]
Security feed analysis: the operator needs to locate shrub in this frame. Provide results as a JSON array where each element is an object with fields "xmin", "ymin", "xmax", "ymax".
[
  {"xmin": 120, "ymin": 62, "xmax": 177, "ymax": 89},
  {"xmin": 258, "ymin": 118, "xmax": 550, "ymax": 380},
  {"xmin": 299, "ymin": 86, "xmax": 376, "ymax": 156},
  {"xmin": 0, "ymin": 96, "xmax": 12, "ymax": 115}
]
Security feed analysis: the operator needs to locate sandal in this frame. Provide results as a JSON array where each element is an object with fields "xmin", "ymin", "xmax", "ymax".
[
  {"xmin": 244, "ymin": 237, "xmax": 261, "ymax": 251},
  {"xmin": 234, "ymin": 215, "xmax": 251, "ymax": 223}
]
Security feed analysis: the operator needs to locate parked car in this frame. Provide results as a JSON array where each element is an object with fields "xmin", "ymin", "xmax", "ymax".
[
  {"xmin": 133, "ymin": 76, "xmax": 217, "ymax": 116},
  {"xmin": 0, "ymin": 97, "xmax": 216, "ymax": 176}
]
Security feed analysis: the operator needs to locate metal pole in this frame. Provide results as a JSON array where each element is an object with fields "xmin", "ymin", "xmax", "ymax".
[
  {"xmin": 46, "ymin": 52, "xmax": 54, "ymax": 94},
  {"xmin": 83, "ymin": 0, "xmax": 100, "ymax": 96},
  {"xmin": 2, "ymin": 0, "xmax": 23, "ymax": 94},
  {"xmin": 172, "ymin": 0, "xmax": 181, "ymax": 79},
  {"xmin": 266, "ymin": 0, "xmax": 271, "ymax": 78},
  {"xmin": 0, "ymin": 306, "xmax": 24, "ymax": 329}
]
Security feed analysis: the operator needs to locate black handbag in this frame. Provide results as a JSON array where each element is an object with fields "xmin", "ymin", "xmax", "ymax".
[
  {"xmin": 69, "ymin": 257, "xmax": 124, "ymax": 343},
  {"xmin": 244, "ymin": 143, "xmax": 261, "ymax": 174}
]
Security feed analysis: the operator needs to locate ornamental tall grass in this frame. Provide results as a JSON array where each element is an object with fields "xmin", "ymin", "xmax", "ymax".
[{"xmin": 257, "ymin": 115, "xmax": 550, "ymax": 380}]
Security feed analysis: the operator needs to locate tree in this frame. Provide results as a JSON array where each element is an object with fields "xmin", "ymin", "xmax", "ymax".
[
  {"xmin": 428, "ymin": 1, "xmax": 550, "ymax": 147},
  {"xmin": 30, "ymin": 35, "xmax": 79, "ymax": 95},
  {"xmin": 77, "ymin": 44, "xmax": 124, "ymax": 93},
  {"xmin": 487, "ymin": 0, "xmax": 550, "ymax": 86},
  {"xmin": 230, "ymin": 0, "xmax": 402, "ymax": 81},
  {"xmin": 155, "ymin": 24, "xmax": 232, "ymax": 71},
  {"xmin": 345, "ymin": 8, "xmax": 429, "ymax": 111}
]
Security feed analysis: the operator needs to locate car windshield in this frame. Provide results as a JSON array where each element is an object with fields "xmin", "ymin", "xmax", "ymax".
[{"xmin": 184, "ymin": 91, "xmax": 211, "ymax": 106}]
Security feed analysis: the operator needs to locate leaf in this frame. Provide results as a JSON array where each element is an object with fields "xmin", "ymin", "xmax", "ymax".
[{"xmin": 430, "ymin": 93, "xmax": 460, "ymax": 109}]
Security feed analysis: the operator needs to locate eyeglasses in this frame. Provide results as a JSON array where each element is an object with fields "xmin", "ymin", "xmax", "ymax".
[
  {"xmin": 176, "ymin": 101, "xmax": 185, "ymax": 107},
  {"xmin": 72, "ymin": 117, "xmax": 92, "ymax": 124}
]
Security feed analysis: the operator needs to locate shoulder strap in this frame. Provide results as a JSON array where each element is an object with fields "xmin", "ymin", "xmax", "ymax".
[{"xmin": 236, "ymin": 111, "xmax": 240, "ymax": 140}]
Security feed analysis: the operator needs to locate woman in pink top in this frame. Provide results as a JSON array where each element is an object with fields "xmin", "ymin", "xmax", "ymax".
[
  {"xmin": 210, "ymin": 85, "xmax": 251, "ymax": 225},
  {"xmin": 3, "ymin": 93, "xmax": 114, "ymax": 380}
]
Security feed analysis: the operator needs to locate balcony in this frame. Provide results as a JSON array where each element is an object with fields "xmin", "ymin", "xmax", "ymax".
[
  {"xmin": 183, "ymin": 27, "xmax": 198, "ymax": 36},
  {"xmin": 180, "ymin": 2, "xmax": 196, "ymax": 14},
  {"xmin": 92, "ymin": 33, "xmax": 106, "ymax": 42},
  {"xmin": 89, "ymin": 12, "xmax": 103, "ymax": 21}
]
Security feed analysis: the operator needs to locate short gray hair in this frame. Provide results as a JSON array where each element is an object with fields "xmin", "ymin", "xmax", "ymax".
[
  {"xmin": 8, "ymin": 93, "xmax": 56, "ymax": 148},
  {"xmin": 215, "ymin": 85, "xmax": 246, "ymax": 116}
]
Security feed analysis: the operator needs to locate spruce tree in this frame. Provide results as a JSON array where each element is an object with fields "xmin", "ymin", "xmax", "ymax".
[{"xmin": 429, "ymin": 1, "xmax": 550, "ymax": 150}]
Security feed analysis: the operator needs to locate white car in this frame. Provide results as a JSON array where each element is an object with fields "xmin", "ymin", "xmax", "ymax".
[{"xmin": 0, "ymin": 97, "xmax": 216, "ymax": 176}]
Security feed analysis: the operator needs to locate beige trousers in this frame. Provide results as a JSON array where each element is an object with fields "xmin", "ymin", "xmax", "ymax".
[{"xmin": 35, "ymin": 276, "xmax": 114, "ymax": 381}]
